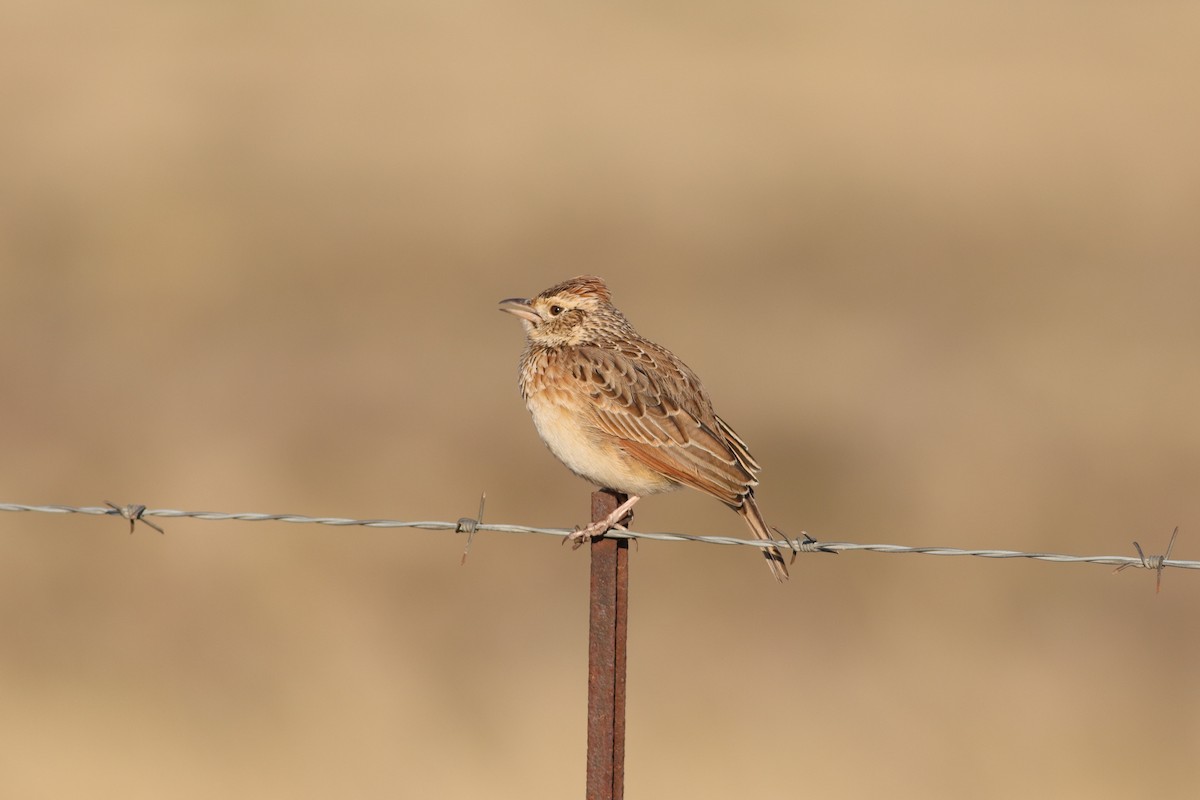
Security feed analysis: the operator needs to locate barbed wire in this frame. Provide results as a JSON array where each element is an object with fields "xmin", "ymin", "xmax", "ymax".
[{"xmin": 1, "ymin": 501, "xmax": 1193, "ymax": 587}]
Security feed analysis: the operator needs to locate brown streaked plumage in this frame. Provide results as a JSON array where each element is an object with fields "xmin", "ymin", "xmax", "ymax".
[{"xmin": 499, "ymin": 275, "xmax": 793, "ymax": 581}]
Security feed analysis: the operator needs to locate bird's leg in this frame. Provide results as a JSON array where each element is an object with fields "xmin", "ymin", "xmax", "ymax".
[{"xmin": 566, "ymin": 494, "xmax": 641, "ymax": 549}]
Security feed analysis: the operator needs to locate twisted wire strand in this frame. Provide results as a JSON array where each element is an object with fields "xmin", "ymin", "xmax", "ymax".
[{"xmin": 1, "ymin": 502, "xmax": 1194, "ymax": 572}]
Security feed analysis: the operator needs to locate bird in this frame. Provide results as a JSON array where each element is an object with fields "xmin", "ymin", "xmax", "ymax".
[{"xmin": 498, "ymin": 275, "xmax": 794, "ymax": 581}]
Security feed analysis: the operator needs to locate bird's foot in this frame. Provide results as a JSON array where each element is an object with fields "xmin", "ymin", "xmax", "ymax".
[
  {"xmin": 566, "ymin": 521, "xmax": 629, "ymax": 550},
  {"xmin": 565, "ymin": 494, "xmax": 640, "ymax": 550}
]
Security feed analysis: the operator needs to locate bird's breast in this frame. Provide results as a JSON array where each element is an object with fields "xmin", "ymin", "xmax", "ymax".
[{"xmin": 523, "ymin": 380, "xmax": 678, "ymax": 496}]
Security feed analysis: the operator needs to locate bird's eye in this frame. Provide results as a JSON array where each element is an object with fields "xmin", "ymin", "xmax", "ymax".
[{"xmin": 549, "ymin": 305, "xmax": 564, "ymax": 316}]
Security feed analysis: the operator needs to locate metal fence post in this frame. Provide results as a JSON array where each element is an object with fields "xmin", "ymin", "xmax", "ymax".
[{"xmin": 586, "ymin": 490, "xmax": 629, "ymax": 800}]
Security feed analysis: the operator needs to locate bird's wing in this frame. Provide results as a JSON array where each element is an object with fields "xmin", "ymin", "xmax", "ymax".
[
  {"xmin": 715, "ymin": 414, "xmax": 761, "ymax": 476},
  {"xmin": 575, "ymin": 346, "xmax": 757, "ymax": 506}
]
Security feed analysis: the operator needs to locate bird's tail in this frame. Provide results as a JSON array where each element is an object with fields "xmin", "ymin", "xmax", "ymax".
[{"xmin": 737, "ymin": 494, "xmax": 790, "ymax": 582}]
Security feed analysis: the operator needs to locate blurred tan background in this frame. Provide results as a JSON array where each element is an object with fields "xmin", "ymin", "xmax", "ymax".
[{"xmin": 2, "ymin": 2, "xmax": 1199, "ymax": 798}]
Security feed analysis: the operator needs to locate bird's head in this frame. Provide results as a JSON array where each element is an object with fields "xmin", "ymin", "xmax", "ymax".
[{"xmin": 498, "ymin": 275, "xmax": 624, "ymax": 347}]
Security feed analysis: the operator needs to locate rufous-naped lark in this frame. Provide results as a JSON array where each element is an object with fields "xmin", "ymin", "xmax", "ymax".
[{"xmin": 500, "ymin": 275, "xmax": 793, "ymax": 581}]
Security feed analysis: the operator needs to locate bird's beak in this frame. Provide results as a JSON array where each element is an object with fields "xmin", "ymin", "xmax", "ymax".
[{"xmin": 498, "ymin": 297, "xmax": 540, "ymax": 324}]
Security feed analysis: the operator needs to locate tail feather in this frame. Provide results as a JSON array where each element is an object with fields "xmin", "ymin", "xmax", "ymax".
[{"xmin": 737, "ymin": 495, "xmax": 790, "ymax": 582}]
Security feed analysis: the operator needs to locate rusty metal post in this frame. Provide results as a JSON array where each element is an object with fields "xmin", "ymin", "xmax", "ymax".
[{"xmin": 586, "ymin": 489, "xmax": 629, "ymax": 800}]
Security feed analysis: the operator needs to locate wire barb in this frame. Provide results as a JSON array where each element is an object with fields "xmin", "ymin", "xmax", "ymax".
[
  {"xmin": 105, "ymin": 501, "xmax": 164, "ymax": 535},
  {"xmin": 1113, "ymin": 526, "xmax": 1180, "ymax": 594},
  {"xmin": 775, "ymin": 528, "xmax": 838, "ymax": 563},
  {"xmin": 455, "ymin": 492, "xmax": 487, "ymax": 565}
]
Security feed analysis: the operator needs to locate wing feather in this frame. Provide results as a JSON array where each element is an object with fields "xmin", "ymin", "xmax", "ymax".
[{"xmin": 574, "ymin": 345, "xmax": 759, "ymax": 507}]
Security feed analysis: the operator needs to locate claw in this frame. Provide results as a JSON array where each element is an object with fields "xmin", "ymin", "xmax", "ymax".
[
  {"xmin": 567, "ymin": 526, "xmax": 597, "ymax": 549},
  {"xmin": 564, "ymin": 494, "xmax": 641, "ymax": 551},
  {"xmin": 568, "ymin": 520, "xmax": 612, "ymax": 549}
]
